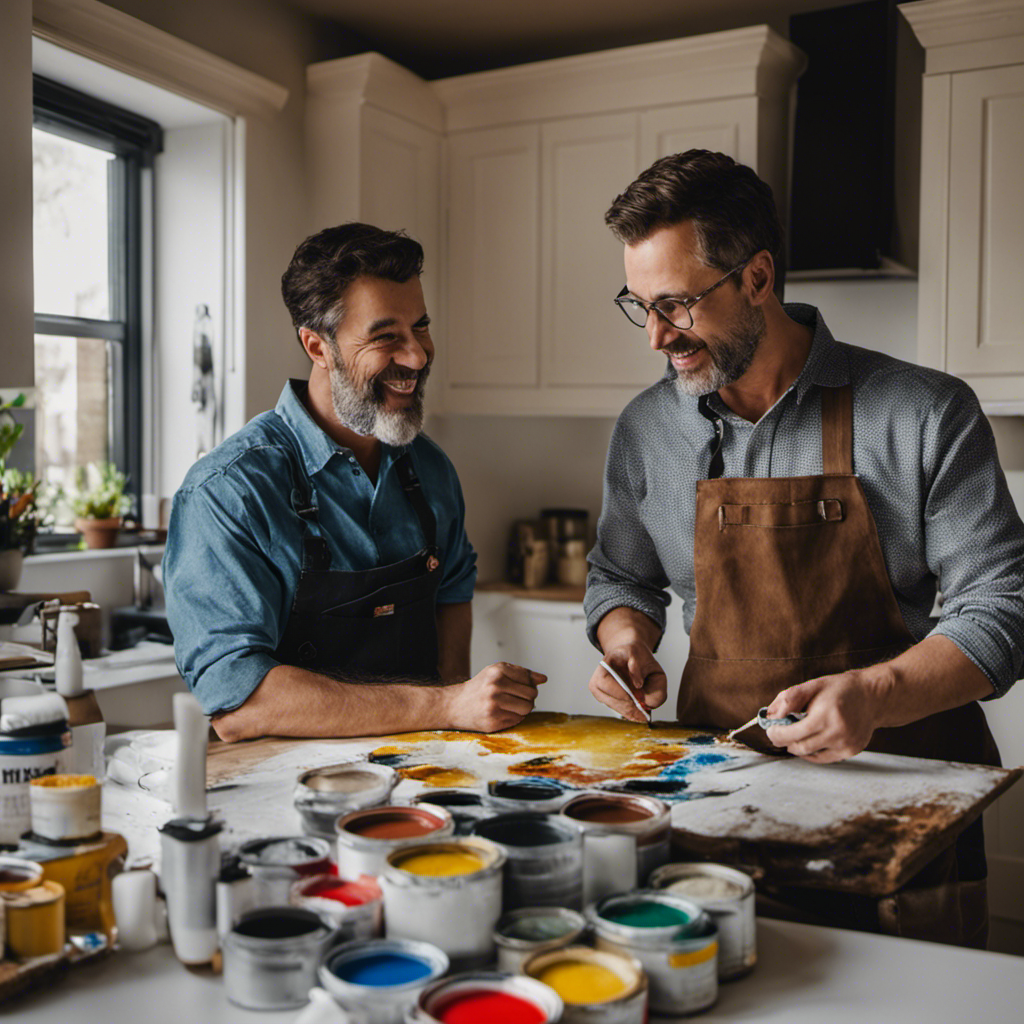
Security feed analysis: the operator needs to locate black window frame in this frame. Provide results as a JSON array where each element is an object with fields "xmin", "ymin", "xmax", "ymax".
[{"xmin": 32, "ymin": 74, "xmax": 163, "ymax": 506}]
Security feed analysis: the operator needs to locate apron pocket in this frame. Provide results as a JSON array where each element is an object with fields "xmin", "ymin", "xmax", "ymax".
[
  {"xmin": 321, "ymin": 574, "xmax": 435, "ymax": 620},
  {"xmin": 717, "ymin": 498, "xmax": 844, "ymax": 529}
]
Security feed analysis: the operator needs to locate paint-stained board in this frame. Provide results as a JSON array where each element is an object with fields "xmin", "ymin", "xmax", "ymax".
[{"xmin": 204, "ymin": 713, "xmax": 1020, "ymax": 897}]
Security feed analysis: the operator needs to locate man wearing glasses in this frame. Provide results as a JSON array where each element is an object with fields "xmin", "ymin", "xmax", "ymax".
[{"xmin": 584, "ymin": 150, "xmax": 1024, "ymax": 946}]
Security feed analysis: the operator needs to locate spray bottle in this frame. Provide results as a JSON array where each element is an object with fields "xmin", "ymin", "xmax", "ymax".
[{"xmin": 55, "ymin": 608, "xmax": 106, "ymax": 779}]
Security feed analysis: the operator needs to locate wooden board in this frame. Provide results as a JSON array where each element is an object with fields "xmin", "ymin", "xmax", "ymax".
[{"xmin": 201, "ymin": 713, "xmax": 1020, "ymax": 897}]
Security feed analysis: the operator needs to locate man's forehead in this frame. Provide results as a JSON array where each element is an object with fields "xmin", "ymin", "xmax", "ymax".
[
  {"xmin": 624, "ymin": 222, "xmax": 706, "ymax": 297},
  {"xmin": 340, "ymin": 274, "xmax": 426, "ymax": 319}
]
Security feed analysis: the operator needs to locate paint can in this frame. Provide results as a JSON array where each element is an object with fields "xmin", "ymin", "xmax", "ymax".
[
  {"xmin": 0, "ymin": 725, "xmax": 70, "ymax": 845},
  {"xmin": 4, "ymin": 880, "xmax": 66, "ymax": 958},
  {"xmin": 0, "ymin": 855, "xmax": 44, "ymax": 893},
  {"xmin": 589, "ymin": 890, "xmax": 718, "ymax": 1016},
  {"xmin": 319, "ymin": 936, "xmax": 450, "ymax": 1024},
  {"xmin": 494, "ymin": 906, "xmax": 587, "ymax": 973},
  {"xmin": 222, "ymin": 906, "xmax": 333, "ymax": 1010},
  {"xmin": 408, "ymin": 971, "xmax": 564, "ymax": 1024},
  {"xmin": 522, "ymin": 945, "xmax": 647, "ymax": 1024},
  {"xmin": 380, "ymin": 837, "xmax": 505, "ymax": 969},
  {"xmin": 486, "ymin": 778, "xmax": 568, "ymax": 814},
  {"xmin": 336, "ymin": 805, "xmax": 455, "ymax": 878},
  {"xmin": 216, "ymin": 854, "xmax": 255, "ymax": 939},
  {"xmin": 291, "ymin": 872, "xmax": 383, "ymax": 940},
  {"xmin": 238, "ymin": 835, "xmax": 334, "ymax": 906},
  {"xmin": 649, "ymin": 862, "xmax": 756, "ymax": 980},
  {"xmin": 412, "ymin": 789, "xmax": 489, "ymax": 836},
  {"xmin": 560, "ymin": 793, "xmax": 670, "ymax": 904},
  {"xmin": 471, "ymin": 813, "xmax": 583, "ymax": 910},
  {"xmin": 294, "ymin": 760, "xmax": 398, "ymax": 838},
  {"xmin": 29, "ymin": 773, "xmax": 102, "ymax": 842}
]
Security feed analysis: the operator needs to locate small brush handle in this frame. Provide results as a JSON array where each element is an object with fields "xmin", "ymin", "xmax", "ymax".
[{"xmin": 599, "ymin": 660, "xmax": 651, "ymax": 721}]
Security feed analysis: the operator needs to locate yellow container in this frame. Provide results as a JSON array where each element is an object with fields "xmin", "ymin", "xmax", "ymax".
[{"xmin": 5, "ymin": 880, "xmax": 66, "ymax": 958}]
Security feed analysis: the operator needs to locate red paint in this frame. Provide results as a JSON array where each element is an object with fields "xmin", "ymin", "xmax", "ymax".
[
  {"xmin": 435, "ymin": 991, "xmax": 546, "ymax": 1024},
  {"xmin": 342, "ymin": 807, "xmax": 443, "ymax": 839},
  {"xmin": 302, "ymin": 875, "xmax": 380, "ymax": 907}
]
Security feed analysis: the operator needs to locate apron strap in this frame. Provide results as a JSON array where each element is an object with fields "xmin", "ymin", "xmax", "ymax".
[
  {"xmin": 821, "ymin": 384, "xmax": 853, "ymax": 475},
  {"xmin": 292, "ymin": 489, "xmax": 332, "ymax": 572},
  {"xmin": 394, "ymin": 452, "xmax": 437, "ymax": 548}
]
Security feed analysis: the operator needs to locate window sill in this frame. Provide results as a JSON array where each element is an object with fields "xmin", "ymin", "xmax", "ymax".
[{"xmin": 27, "ymin": 540, "xmax": 164, "ymax": 567}]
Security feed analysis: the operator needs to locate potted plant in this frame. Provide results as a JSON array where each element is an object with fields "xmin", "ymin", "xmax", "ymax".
[
  {"xmin": 0, "ymin": 394, "xmax": 38, "ymax": 590},
  {"xmin": 71, "ymin": 462, "xmax": 132, "ymax": 550}
]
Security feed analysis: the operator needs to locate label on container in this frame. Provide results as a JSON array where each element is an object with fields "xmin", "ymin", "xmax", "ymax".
[{"xmin": 668, "ymin": 940, "xmax": 717, "ymax": 968}]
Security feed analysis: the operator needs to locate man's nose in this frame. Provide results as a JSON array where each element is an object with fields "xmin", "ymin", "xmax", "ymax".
[
  {"xmin": 647, "ymin": 311, "xmax": 681, "ymax": 352},
  {"xmin": 396, "ymin": 331, "xmax": 431, "ymax": 369}
]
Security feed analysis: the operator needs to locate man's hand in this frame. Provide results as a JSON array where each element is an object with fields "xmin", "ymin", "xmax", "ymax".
[
  {"xmin": 588, "ymin": 643, "xmax": 667, "ymax": 723},
  {"xmin": 443, "ymin": 662, "xmax": 546, "ymax": 733},
  {"xmin": 763, "ymin": 665, "xmax": 896, "ymax": 763}
]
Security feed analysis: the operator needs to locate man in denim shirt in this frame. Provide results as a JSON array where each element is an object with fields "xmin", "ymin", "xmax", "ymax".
[{"xmin": 165, "ymin": 224, "xmax": 544, "ymax": 741}]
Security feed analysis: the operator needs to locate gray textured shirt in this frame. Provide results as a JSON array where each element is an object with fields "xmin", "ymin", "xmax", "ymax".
[{"xmin": 585, "ymin": 304, "xmax": 1024, "ymax": 698}]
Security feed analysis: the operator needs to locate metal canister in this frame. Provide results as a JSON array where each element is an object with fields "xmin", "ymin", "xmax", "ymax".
[
  {"xmin": 485, "ymin": 778, "xmax": 569, "ymax": 814},
  {"xmin": 494, "ymin": 906, "xmax": 587, "ymax": 973},
  {"xmin": 336, "ymin": 805, "xmax": 455, "ymax": 878},
  {"xmin": 290, "ymin": 872, "xmax": 383, "ymax": 941},
  {"xmin": 412, "ymin": 790, "xmax": 489, "ymax": 836},
  {"xmin": 589, "ymin": 890, "xmax": 718, "ymax": 1016},
  {"xmin": 408, "ymin": 971, "xmax": 564, "ymax": 1023},
  {"xmin": 319, "ymin": 937, "xmax": 450, "ymax": 1024},
  {"xmin": 522, "ymin": 945, "xmax": 647, "ymax": 1024},
  {"xmin": 471, "ymin": 812, "xmax": 583, "ymax": 910},
  {"xmin": 222, "ymin": 906, "xmax": 332, "ymax": 1010},
  {"xmin": 649, "ymin": 862, "xmax": 756, "ymax": 980},
  {"xmin": 294, "ymin": 760, "xmax": 398, "ymax": 838},
  {"xmin": 238, "ymin": 835, "xmax": 333, "ymax": 907}
]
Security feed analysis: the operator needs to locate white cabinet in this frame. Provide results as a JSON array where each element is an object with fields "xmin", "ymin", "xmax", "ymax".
[{"xmin": 905, "ymin": 0, "xmax": 1024, "ymax": 412}]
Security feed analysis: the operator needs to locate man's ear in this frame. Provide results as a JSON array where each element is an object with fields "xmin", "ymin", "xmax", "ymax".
[
  {"xmin": 299, "ymin": 327, "xmax": 330, "ymax": 369},
  {"xmin": 745, "ymin": 251, "xmax": 775, "ymax": 306}
]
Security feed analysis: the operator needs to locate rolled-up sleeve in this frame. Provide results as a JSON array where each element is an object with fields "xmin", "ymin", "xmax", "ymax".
[
  {"xmin": 923, "ymin": 384, "xmax": 1024, "ymax": 697},
  {"xmin": 163, "ymin": 475, "xmax": 294, "ymax": 715},
  {"xmin": 584, "ymin": 413, "xmax": 672, "ymax": 649}
]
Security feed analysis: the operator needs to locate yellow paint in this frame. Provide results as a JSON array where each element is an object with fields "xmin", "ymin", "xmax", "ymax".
[
  {"xmin": 668, "ymin": 941, "xmax": 718, "ymax": 968},
  {"xmin": 31, "ymin": 774, "xmax": 97, "ymax": 788},
  {"xmin": 401, "ymin": 764, "xmax": 478, "ymax": 787},
  {"xmin": 536, "ymin": 961, "xmax": 629, "ymax": 1004},
  {"xmin": 395, "ymin": 849, "xmax": 485, "ymax": 876}
]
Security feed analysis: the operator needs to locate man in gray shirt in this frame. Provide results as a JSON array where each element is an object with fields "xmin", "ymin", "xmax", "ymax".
[{"xmin": 584, "ymin": 150, "xmax": 1024, "ymax": 946}]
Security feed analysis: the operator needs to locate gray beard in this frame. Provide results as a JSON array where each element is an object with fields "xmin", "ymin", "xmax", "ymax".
[
  {"xmin": 671, "ymin": 302, "xmax": 766, "ymax": 397},
  {"xmin": 328, "ymin": 356, "xmax": 429, "ymax": 447}
]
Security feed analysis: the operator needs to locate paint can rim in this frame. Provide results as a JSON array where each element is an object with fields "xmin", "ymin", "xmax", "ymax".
[
  {"xmin": 320, "ymin": 936, "xmax": 450, "ymax": 994},
  {"xmin": 383, "ymin": 836, "xmax": 507, "ymax": 884},
  {"xmin": 522, "ymin": 943, "xmax": 648, "ymax": 1006}
]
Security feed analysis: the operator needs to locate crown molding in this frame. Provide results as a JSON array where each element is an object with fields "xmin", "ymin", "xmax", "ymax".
[
  {"xmin": 901, "ymin": 0, "xmax": 1024, "ymax": 70},
  {"xmin": 32, "ymin": 0, "xmax": 288, "ymax": 118}
]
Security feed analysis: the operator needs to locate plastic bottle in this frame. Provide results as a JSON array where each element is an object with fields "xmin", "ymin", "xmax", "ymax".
[{"xmin": 55, "ymin": 609, "xmax": 106, "ymax": 779}]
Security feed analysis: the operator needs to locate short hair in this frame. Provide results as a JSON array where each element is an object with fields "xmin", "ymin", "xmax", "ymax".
[
  {"xmin": 605, "ymin": 150, "xmax": 783, "ymax": 272},
  {"xmin": 281, "ymin": 223, "xmax": 424, "ymax": 344}
]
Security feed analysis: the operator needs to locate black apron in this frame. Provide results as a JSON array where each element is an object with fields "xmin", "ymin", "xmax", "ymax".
[{"xmin": 274, "ymin": 451, "xmax": 443, "ymax": 681}]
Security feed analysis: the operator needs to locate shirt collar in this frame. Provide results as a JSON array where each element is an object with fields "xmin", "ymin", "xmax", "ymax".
[
  {"xmin": 275, "ymin": 379, "xmax": 342, "ymax": 477},
  {"xmin": 785, "ymin": 302, "xmax": 849, "ymax": 403}
]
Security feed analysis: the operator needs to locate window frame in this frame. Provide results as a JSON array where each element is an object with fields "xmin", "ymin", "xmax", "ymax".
[{"xmin": 32, "ymin": 74, "xmax": 162, "ymax": 505}]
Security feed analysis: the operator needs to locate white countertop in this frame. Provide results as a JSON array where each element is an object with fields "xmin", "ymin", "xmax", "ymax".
[{"xmin": 9, "ymin": 917, "xmax": 1024, "ymax": 1023}]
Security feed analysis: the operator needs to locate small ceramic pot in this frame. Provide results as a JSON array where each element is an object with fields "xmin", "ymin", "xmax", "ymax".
[{"xmin": 75, "ymin": 517, "xmax": 122, "ymax": 550}]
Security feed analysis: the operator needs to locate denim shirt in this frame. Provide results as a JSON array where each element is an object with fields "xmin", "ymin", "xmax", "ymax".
[{"xmin": 163, "ymin": 380, "xmax": 477, "ymax": 714}]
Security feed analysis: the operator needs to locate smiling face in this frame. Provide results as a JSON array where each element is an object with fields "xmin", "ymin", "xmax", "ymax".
[
  {"xmin": 623, "ymin": 221, "xmax": 765, "ymax": 397},
  {"xmin": 325, "ymin": 274, "xmax": 434, "ymax": 446}
]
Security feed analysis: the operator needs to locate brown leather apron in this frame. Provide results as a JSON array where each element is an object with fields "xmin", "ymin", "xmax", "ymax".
[{"xmin": 678, "ymin": 384, "xmax": 1000, "ymax": 946}]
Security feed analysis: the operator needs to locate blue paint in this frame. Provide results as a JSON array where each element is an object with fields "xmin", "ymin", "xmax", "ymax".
[
  {"xmin": 686, "ymin": 734, "xmax": 716, "ymax": 745},
  {"xmin": 334, "ymin": 952, "xmax": 433, "ymax": 987},
  {"xmin": 657, "ymin": 750, "xmax": 730, "ymax": 782}
]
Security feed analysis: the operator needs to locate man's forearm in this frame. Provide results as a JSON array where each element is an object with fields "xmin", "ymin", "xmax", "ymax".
[{"xmin": 595, "ymin": 606, "xmax": 663, "ymax": 654}]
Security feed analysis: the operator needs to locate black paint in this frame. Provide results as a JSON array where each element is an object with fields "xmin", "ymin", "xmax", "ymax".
[
  {"xmin": 234, "ymin": 908, "xmax": 322, "ymax": 940},
  {"xmin": 473, "ymin": 813, "xmax": 573, "ymax": 847},
  {"xmin": 491, "ymin": 779, "xmax": 562, "ymax": 801},
  {"xmin": 613, "ymin": 778, "xmax": 689, "ymax": 795}
]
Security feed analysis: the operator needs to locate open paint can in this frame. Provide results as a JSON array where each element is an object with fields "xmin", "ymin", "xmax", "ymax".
[
  {"xmin": 319, "ymin": 937, "xmax": 450, "ymax": 1024},
  {"xmin": 336, "ymin": 805, "xmax": 454, "ymax": 877},
  {"xmin": 649, "ymin": 862, "xmax": 755, "ymax": 979},
  {"xmin": 290, "ymin": 872, "xmax": 382, "ymax": 940},
  {"xmin": 494, "ymin": 906, "xmax": 587, "ymax": 973},
  {"xmin": 408, "ymin": 971, "xmax": 564, "ymax": 1024},
  {"xmin": 223, "ymin": 906, "xmax": 332, "ymax": 1010},
  {"xmin": 238, "ymin": 836, "xmax": 333, "ymax": 906},
  {"xmin": 560, "ymin": 793, "xmax": 670, "ymax": 904},
  {"xmin": 486, "ymin": 778, "xmax": 568, "ymax": 814},
  {"xmin": 471, "ymin": 812, "xmax": 583, "ymax": 910},
  {"xmin": 522, "ymin": 945, "xmax": 647, "ymax": 1024},
  {"xmin": 294, "ymin": 760, "xmax": 398, "ymax": 838},
  {"xmin": 0, "ymin": 855, "xmax": 44, "ymax": 893},
  {"xmin": 4, "ymin": 880, "xmax": 66, "ymax": 958},
  {"xmin": 0, "ymin": 723, "xmax": 70, "ymax": 845},
  {"xmin": 412, "ymin": 789, "xmax": 489, "ymax": 836},
  {"xmin": 589, "ymin": 890, "xmax": 718, "ymax": 1016},
  {"xmin": 29, "ymin": 773, "xmax": 101, "ymax": 842},
  {"xmin": 381, "ymin": 837, "xmax": 505, "ymax": 969}
]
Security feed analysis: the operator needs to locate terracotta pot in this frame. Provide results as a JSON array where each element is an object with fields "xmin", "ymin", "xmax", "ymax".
[
  {"xmin": 0, "ymin": 548, "xmax": 24, "ymax": 591},
  {"xmin": 75, "ymin": 516, "xmax": 122, "ymax": 550}
]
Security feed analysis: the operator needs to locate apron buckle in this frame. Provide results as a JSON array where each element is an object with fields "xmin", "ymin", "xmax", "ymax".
[
  {"xmin": 818, "ymin": 499, "xmax": 844, "ymax": 522},
  {"xmin": 426, "ymin": 555, "xmax": 440, "ymax": 572},
  {"xmin": 373, "ymin": 604, "xmax": 395, "ymax": 617}
]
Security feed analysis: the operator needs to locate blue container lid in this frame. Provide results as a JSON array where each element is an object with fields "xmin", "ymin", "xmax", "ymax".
[{"xmin": 0, "ymin": 731, "xmax": 69, "ymax": 755}]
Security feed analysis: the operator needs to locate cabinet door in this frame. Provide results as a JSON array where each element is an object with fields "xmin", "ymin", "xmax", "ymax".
[
  {"xmin": 446, "ymin": 125, "xmax": 540, "ymax": 386},
  {"xmin": 947, "ymin": 64, "xmax": 1024, "ymax": 376},
  {"xmin": 640, "ymin": 97, "xmax": 755, "ymax": 168},
  {"xmin": 540, "ymin": 113, "xmax": 648, "ymax": 388}
]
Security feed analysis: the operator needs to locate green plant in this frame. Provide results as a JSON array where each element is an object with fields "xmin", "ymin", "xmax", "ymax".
[
  {"xmin": 71, "ymin": 461, "xmax": 132, "ymax": 520},
  {"xmin": 0, "ymin": 393, "xmax": 26, "ymax": 475},
  {"xmin": 0, "ymin": 395, "xmax": 41, "ymax": 553}
]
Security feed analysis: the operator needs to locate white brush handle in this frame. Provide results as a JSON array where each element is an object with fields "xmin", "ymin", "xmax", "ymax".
[
  {"xmin": 599, "ymin": 660, "xmax": 651, "ymax": 721},
  {"xmin": 173, "ymin": 692, "xmax": 208, "ymax": 819}
]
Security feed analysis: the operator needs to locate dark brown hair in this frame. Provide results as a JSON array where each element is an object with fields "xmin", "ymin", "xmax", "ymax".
[
  {"xmin": 605, "ymin": 150, "xmax": 783, "ymax": 271},
  {"xmin": 281, "ymin": 223, "xmax": 424, "ymax": 344}
]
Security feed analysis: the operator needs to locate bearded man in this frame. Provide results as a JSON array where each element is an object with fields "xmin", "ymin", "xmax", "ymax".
[
  {"xmin": 165, "ymin": 223, "xmax": 544, "ymax": 741},
  {"xmin": 584, "ymin": 151, "xmax": 1024, "ymax": 946}
]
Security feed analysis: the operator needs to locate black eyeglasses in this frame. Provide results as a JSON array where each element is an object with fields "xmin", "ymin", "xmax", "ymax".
[{"xmin": 614, "ymin": 258, "xmax": 751, "ymax": 331}]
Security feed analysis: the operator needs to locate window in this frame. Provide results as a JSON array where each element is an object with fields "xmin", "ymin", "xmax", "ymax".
[{"xmin": 32, "ymin": 75, "xmax": 162, "ymax": 500}]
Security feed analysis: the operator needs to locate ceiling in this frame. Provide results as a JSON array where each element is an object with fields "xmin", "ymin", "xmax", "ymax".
[{"xmin": 283, "ymin": 0, "xmax": 858, "ymax": 79}]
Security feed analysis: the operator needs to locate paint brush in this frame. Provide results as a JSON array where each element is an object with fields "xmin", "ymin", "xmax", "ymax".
[
  {"xmin": 599, "ymin": 660, "xmax": 652, "ymax": 727},
  {"xmin": 726, "ymin": 715, "xmax": 760, "ymax": 742}
]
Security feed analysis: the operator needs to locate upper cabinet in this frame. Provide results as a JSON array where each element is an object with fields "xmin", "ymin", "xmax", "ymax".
[
  {"xmin": 307, "ymin": 29, "xmax": 805, "ymax": 417},
  {"xmin": 904, "ymin": 0, "xmax": 1024, "ymax": 414}
]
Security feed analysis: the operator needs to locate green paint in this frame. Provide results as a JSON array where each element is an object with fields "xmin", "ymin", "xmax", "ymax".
[{"xmin": 602, "ymin": 900, "xmax": 691, "ymax": 929}]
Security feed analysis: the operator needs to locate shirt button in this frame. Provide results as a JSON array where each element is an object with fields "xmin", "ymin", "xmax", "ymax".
[
  {"xmin": 352, "ymin": 468, "xmax": 361, "ymax": 476},
  {"xmin": 348, "ymin": 456, "xmax": 357, "ymax": 464}
]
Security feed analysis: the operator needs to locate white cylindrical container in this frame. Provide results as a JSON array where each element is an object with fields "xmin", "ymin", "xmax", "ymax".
[
  {"xmin": 290, "ymin": 873, "xmax": 382, "ymax": 941},
  {"xmin": 336, "ymin": 805, "xmax": 454, "ymax": 878},
  {"xmin": 294, "ymin": 760, "xmax": 398, "ymax": 838},
  {"xmin": 0, "ymin": 726, "xmax": 69, "ymax": 845},
  {"xmin": 29, "ymin": 773, "xmax": 101, "ymax": 841},
  {"xmin": 494, "ymin": 906, "xmax": 587, "ymax": 974},
  {"xmin": 216, "ymin": 856, "xmax": 255, "ymax": 940},
  {"xmin": 238, "ymin": 836, "xmax": 333, "ymax": 906},
  {"xmin": 319, "ymin": 937, "xmax": 449, "ymax": 1024},
  {"xmin": 589, "ymin": 891, "xmax": 718, "ymax": 1017},
  {"xmin": 381, "ymin": 837, "xmax": 505, "ymax": 969},
  {"xmin": 649, "ymin": 862, "xmax": 756, "ymax": 980},
  {"xmin": 112, "ymin": 869, "xmax": 160, "ymax": 952},
  {"xmin": 408, "ymin": 971, "xmax": 564, "ymax": 1024},
  {"xmin": 159, "ymin": 816, "xmax": 223, "ymax": 965}
]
